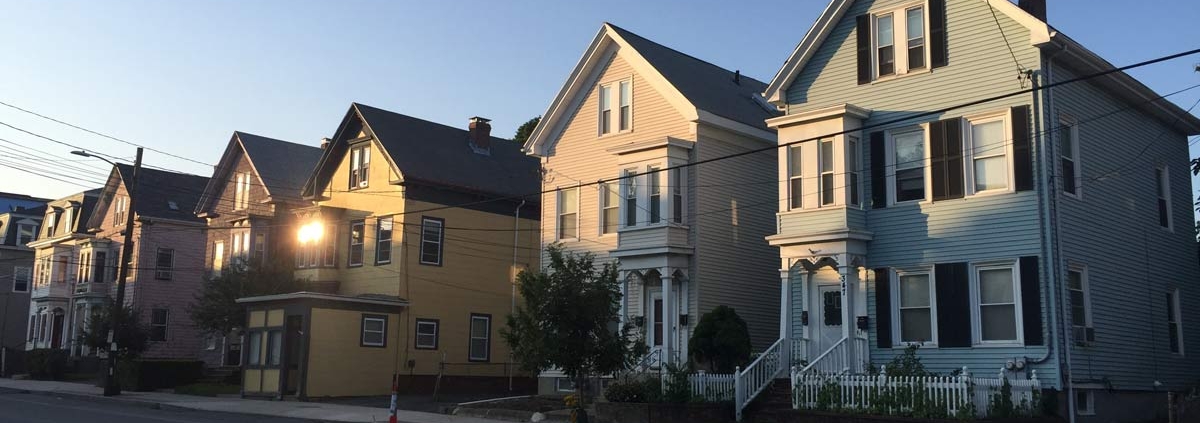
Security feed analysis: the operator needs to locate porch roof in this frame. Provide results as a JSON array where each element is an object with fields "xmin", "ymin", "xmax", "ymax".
[{"xmin": 236, "ymin": 291, "xmax": 409, "ymax": 308}]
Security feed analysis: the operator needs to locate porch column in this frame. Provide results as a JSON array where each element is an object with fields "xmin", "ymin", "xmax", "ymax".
[
  {"xmin": 659, "ymin": 268, "xmax": 674, "ymax": 365},
  {"xmin": 679, "ymin": 274, "xmax": 689, "ymax": 364},
  {"xmin": 618, "ymin": 271, "xmax": 629, "ymax": 329},
  {"xmin": 838, "ymin": 256, "xmax": 857, "ymax": 371},
  {"xmin": 779, "ymin": 268, "xmax": 792, "ymax": 367}
]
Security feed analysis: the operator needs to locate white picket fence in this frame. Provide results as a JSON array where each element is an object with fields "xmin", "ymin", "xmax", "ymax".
[
  {"xmin": 792, "ymin": 367, "xmax": 1040, "ymax": 418},
  {"xmin": 689, "ymin": 371, "xmax": 736, "ymax": 402}
]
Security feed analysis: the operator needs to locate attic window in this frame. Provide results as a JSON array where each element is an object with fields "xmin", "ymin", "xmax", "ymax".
[
  {"xmin": 167, "ymin": 201, "xmax": 179, "ymax": 211},
  {"xmin": 598, "ymin": 79, "xmax": 632, "ymax": 135}
]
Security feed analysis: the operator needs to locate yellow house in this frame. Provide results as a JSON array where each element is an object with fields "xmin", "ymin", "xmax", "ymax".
[{"xmin": 237, "ymin": 103, "xmax": 541, "ymax": 400}]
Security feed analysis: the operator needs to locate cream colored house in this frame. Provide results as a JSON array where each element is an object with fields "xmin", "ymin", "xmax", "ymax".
[
  {"xmin": 237, "ymin": 103, "xmax": 541, "ymax": 399},
  {"xmin": 523, "ymin": 23, "xmax": 780, "ymax": 392}
]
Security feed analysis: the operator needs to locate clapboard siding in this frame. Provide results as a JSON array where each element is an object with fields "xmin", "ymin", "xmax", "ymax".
[
  {"xmin": 616, "ymin": 225, "xmax": 690, "ymax": 251},
  {"xmin": 777, "ymin": 206, "xmax": 868, "ymax": 235},
  {"xmin": 1050, "ymin": 63, "xmax": 1200, "ymax": 391},
  {"xmin": 694, "ymin": 126, "xmax": 780, "ymax": 350},
  {"xmin": 781, "ymin": 0, "xmax": 1055, "ymax": 383}
]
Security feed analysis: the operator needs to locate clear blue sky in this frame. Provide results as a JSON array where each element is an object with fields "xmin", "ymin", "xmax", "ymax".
[{"xmin": 1, "ymin": 0, "xmax": 1198, "ymax": 203}]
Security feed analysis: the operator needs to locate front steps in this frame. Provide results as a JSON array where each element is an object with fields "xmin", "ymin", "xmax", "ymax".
[{"xmin": 742, "ymin": 378, "xmax": 791, "ymax": 423}]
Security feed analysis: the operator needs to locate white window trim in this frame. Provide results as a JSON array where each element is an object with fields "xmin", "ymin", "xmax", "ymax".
[
  {"xmin": 598, "ymin": 183, "xmax": 619, "ymax": 237},
  {"xmin": 12, "ymin": 266, "xmax": 30, "ymax": 293},
  {"xmin": 154, "ymin": 248, "xmax": 174, "ymax": 280},
  {"xmin": 891, "ymin": 266, "xmax": 938, "ymax": 347},
  {"xmin": 1075, "ymin": 390, "xmax": 1095, "ymax": 416},
  {"xmin": 621, "ymin": 168, "xmax": 639, "ymax": 229},
  {"xmin": 1156, "ymin": 165, "xmax": 1173, "ymax": 232},
  {"xmin": 870, "ymin": 1, "xmax": 932, "ymax": 82},
  {"xmin": 1168, "ymin": 288, "xmax": 1184, "ymax": 356},
  {"xmin": 415, "ymin": 319, "xmax": 438, "ymax": 350},
  {"xmin": 647, "ymin": 166, "xmax": 663, "ymax": 224},
  {"xmin": 555, "ymin": 186, "xmax": 580, "ymax": 241},
  {"xmin": 670, "ymin": 166, "xmax": 687, "ymax": 225},
  {"xmin": 885, "ymin": 126, "xmax": 929, "ymax": 206},
  {"xmin": 818, "ymin": 139, "xmax": 836, "ymax": 207},
  {"xmin": 419, "ymin": 217, "xmax": 444, "ymax": 266},
  {"xmin": 361, "ymin": 316, "xmax": 387, "ymax": 347},
  {"xmin": 969, "ymin": 260, "xmax": 1024, "ymax": 346},
  {"xmin": 787, "ymin": 144, "xmax": 803, "ymax": 211},
  {"xmin": 150, "ymin": 308, "xmax": 169, "ymax": 342},
  {"xmin": 1066, "ymin": 264, "xmax": 1093, "ymax": 345},
  {"xmin": 1059, "ymin": 117, "xmax": 1083, "ymax": 200},
  {"xmin": 469, "ymin": 314, "xmax": 491, "ymax": 362},
  {"xmin": 598, "ymin": 78, "xmax": 634, "ymax": 136},
  {"xmin": 848, "ymin": 136, "xmax": 862, "ymax": 207},
  {"xmin": 963, "ymin": 110, "xmax": 1016, "ymax": 197},
  {"xmin": 375, "ymin": 216, "xmax": 393, "ymax": 265}
]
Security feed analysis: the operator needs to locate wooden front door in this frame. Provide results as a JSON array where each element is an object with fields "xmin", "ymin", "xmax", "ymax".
[{"xmin": 816, "ymin": 285, "xmax": 843, "ymax": 354}]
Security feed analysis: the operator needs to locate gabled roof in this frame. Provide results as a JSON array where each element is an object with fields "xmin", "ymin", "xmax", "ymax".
[
  {"xmin": 524, "ymin": 23, "xmax": 779, "ymax": 156},
  {"xmin": 195, "ymin": 131, "xmax": 322, "ymax": 213},
  {"xmin": 302, "ymin": 103, "xmax": 541, "ymax": 202},
  {"xmin": 89, "ymin": 164, "xmax": 210, "ymax": 228},
  {"xmin": 763, "ymin": 0, "xmax": 1200, "ymax": 134}
]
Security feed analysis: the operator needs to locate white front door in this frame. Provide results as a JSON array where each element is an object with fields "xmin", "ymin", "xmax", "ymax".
[{"xmin": 815, "ymin": 285, "xmax": 843, "ymax": 354}]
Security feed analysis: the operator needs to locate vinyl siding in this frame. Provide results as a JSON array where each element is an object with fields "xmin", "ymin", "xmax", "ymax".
[
  {"xmin": 782, "ymin": 0, "xmax": 1056, "ymax": 382},
  {"xmin": 535, "ymin": 49, "xmax": 692, "ymax": 322},
  {"xmin": 1049, "ymin": 63, "xmax": 1200, "ymax": 391},
  {"xmin": 694, "ymin": 125, "xmax": 780, "ymax": 350},
  {"xmin": 777, "ymin": 207, "xmax": 867, "ymax": 235}
]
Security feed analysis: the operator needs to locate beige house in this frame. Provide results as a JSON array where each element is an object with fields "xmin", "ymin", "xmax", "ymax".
[
  {"xmin": 237, "ymin": 103, "xmax": 541, "ymax": 399},
  {"xmin": 523, "ymin": 23, "xmax": 781, "ymax": 392}
]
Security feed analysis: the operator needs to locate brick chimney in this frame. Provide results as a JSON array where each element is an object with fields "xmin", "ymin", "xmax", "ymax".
[
  {"xmin": 1018, "ymin": 0, "xmax": 1047, "ymax": 22},
  {"xmin": 469, "ymin": 117, "xmax": 492, "ymax": 150}
]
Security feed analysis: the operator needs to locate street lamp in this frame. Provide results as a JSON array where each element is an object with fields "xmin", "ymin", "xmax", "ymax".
[{"xmin": 73, "ymin": 148, "xmax": 142, "ymax": 397}]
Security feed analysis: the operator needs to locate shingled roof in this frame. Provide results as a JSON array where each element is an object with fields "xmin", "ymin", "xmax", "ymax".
[
  {"xmin": 111, "ymin": 164, "xmax": 209, "ymax": 223},
  {"xmin": 236, "ymin": 132, "xmax": 323, "ymax": 201},
  {"xmin": 306, "ymin": 103, "xmax": 540, "ymax": 202},
  {"xmin": 606, "ymin": 23, "xmax": 778, "ymax": 130}
]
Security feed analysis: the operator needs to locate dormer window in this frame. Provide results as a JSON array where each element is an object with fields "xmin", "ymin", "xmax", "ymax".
[
  {"xmin": 599, "ymin": 79, "xmax": 632, "ymax": 135},
  {"xmin": 43, "ymin": 210, "xmax": 59, "ymax": 237},
  {"xmin": 349, "ymin": 144, "xmax": 371, "ymax": 189},
  {"xmin": 16, "ymin": 223, "xmax": 35, "ymax": 245}
]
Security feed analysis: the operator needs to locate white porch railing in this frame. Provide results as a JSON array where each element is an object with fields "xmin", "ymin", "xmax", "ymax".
[
  {"xmin": 792, "ymin": 367, "xmax": 1041, "ymax": 418},
  {"xmin": 689, "ymin": 371, "xmax": 736, "ymax": 402},
  {"xmin": 853, "ymin": 337, "xmax": 868, "ymax": 373},
  {"xmin": 798, "ymin": 337, "xmax": 849, "ymax": 375},
  {"xmin": 631, "ymin": 349, "xmax": 662, "ymax": 373},
  {"xmin": 734, "ymin": 338, "xmax": 785, "ymax": 421},
  {"xmin": 791, "ymin": 338, "xmax": 811, "ymax": 367}
]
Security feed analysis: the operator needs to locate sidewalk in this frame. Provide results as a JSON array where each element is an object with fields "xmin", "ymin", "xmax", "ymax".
[{"xmin": 0, "ymin": 378, "xmax": 500, "ymax": 423}]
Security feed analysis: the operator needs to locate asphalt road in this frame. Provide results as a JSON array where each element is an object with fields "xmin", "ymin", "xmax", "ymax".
[{"xmin": 0, "ymin": 388, "xmax": 307, "ymax": 423}]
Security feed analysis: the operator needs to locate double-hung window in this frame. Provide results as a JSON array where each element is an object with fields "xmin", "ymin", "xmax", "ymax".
[
  {"xmin": 848, "ymin": 137, "xmax": 861, "ymax": 206},
  {"xmin": 253, "ymin": 233, "xmax": 266, "ymax": 263},
  {"xmin": 966, "ymin": 115, "xmax": 1010, "ymax": 193},
  {"xmin": 875, "ymin": 13, "xmax": 895, "ymax": 76},
  {"xmin": 671, "ymin": 167, "xmax": 683, "ymax": 223},
  {"xmin": 376, "ymin": 216, "xmax": 393, "ymax": 264},
  {"xmin": 349, "ymin": 144, "xmax": 370, "ymax": 189},
  {"xmin": 1059, "ymin": 121, "xmax": 1081, "ymax": 197},
  {"xmin": 212, "ymin": 241, "xmax": 224, "ymax": 276},
  {"xmin": 648, "ymin": 168, "xmax": 662, "ymax": 223},
  {"xmin": 361, "ymin": 314, "xmax": 387, "ymax": 347},
  {"xmin": 1167, "ymin": 289, "xmax": 1183, "ymax": 354},
  {"xmin": 872, "ymin": 5, "xmax": 928, "ymax": 78},
  {"xmin": 469, "ymin": 314, "xmax": 491, "ymax": 362},
  {"xmin": 599, "ymin": 80, "xmax": 632, "ymax": 135},
  {"xmin": 819, "ymin": 139, "xmax": 835, "ymax": 206},
  {"xmin": 618, "ymin": 80, "xmax": 632, "ymax": 131},
  {"xmin": 1156, "ymin": 166, "xmax": 1171, "ymax": 229},
  {"xmin": 415, "ymin": 319, "xmax": 439, "ymax": 350},
  {"xmin": 905, "ymin": 6, "xmax": 925, "ymax": 69},
  {"xmin": 896, "ymin": 270, "xmax": 935, "ymax": 344},
  {"xmin": 234, "ymin": 172, "xmax": 251, "ymax": 210},
  {"xmin": 557, "ymin": 187, "xmax": 578, "ymax": 240},
  {"xmin": 16, "ymin": 223, "xmax": 35, "ymax": 245},
  {"xmin": 974, "ymin": 264, "xmax": 1020, "ymax": 343},
  {"xmin": 600, "ymin": 183, "xmax": 619, "ymax": 235},
  {"xmin": 788, "ymin": 145, "xmax": 803, "ymax": 209},
  {"xmin": 892, "ymin": 129, "xmax": 926, "ymax": 203},
  {"xmin": 154, "ymin": 248, "xmax": 174, "ymax": 280},
  {"xmin": 12, "ymin": 267, "xmax": 30, "ymax": 293},
  {"xmin": 92, "ymin": 251, "xmax": 107, "ymax": 283},
  {"xmin": 599, "ymin": 85, "xmax": 612, "ymax": 135},
  {"xmin": 623, "ymin": 169, "xmax": 638, "ymax": 227},
  {"xmin": 150, "ymin": 309, "xmax": 169, "ymax": 341},
  {"xmin": 348, "ymin": 220, "xmax": 365, "ymax": 267},
  {"xmin": 113, "ymin": 196, "xmax": 127, "ymax": 226},
  {"xmin": 1068, "ymin": 266, "xmax": 1093, "ymax": 346},
  {"xmin": 420, "ymin": 217, "xmax": 444, "ymax": 266}
]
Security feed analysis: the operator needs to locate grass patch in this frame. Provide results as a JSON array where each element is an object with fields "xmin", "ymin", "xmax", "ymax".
[{"xmin": 174, "ymin": 383, "xmax": 240, "ymax": 397}]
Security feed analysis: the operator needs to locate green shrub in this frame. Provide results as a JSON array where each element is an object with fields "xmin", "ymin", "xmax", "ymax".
[
  {"xmin": 604, "ymin": 377, "xmax": 661, "ymax": 403},
  {"xmin": 688, "ymin": 306, "xmax": 752, "ymax": 373},
  {"xmin": 24, "ymin": 349, "xmax": 68, "ymax": 380},
  {"xmin": 118, "ymin": 360, "xmax": 204, "ymax": 391},
  {"xmin": 662, "ymin": 363, "xmax": 693, "ymax": 403}
]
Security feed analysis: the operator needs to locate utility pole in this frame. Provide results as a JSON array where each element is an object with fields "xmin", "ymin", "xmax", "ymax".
[{"xmin": 101, "ymin": 147, "xmax": 142, "ymax": 396}]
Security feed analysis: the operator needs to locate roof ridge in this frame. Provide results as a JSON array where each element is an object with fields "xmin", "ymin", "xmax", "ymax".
[
  {"xmin": 605, "ymin": 22, "xmax": 770, "ymax": 86},
  {"xmin": 354, "ymin": 102, "xmax": 513, "ymax": 142}
]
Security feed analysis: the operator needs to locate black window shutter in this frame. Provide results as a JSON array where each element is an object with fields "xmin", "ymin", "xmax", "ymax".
[
  {"xmin": 870, "ymin": 132, "xmax": 887, "ymax": 208},
  {"xmin": 856, "ymin": 15, "xmax": 872, "ymax": 85},
  {"xmin": 935, "ymin": 262, "xmax": 971, "ymax": 347},
  {"xmin": 874, "ymin": 268, "xmax": 892, "ymax": 348},
  {"xmin": 1019, "ymin": 256, "xmax": 1043, "ymax": 345},
  {"xmin": 930, "ymin": 119, "xmax": 964, "ymax": 201},
  {"xmin": 1012, "ymin": 105, "xmax": 1034, "ymax": 192},
  {"xmin": 930, "ymin": 0, "xmax": 948, "ymax": 68}
]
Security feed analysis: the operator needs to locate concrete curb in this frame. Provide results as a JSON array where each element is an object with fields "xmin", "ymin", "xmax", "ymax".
[{"xmin": 7, "ymin": 388, "xmax": 336, "ymax": 423}]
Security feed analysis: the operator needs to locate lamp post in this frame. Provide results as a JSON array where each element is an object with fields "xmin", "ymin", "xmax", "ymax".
[{"xmin": 72, "ymin": 147, "xmax": 142, "ymax": 396}]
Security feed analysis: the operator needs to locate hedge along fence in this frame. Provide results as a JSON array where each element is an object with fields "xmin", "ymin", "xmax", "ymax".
[
  {"xmin": 792, "ymin": 367, "xmax": 1041, "ymax": 419},
  {"xmin": 118, "ymin": 360, "xmax": 204, "ymax": 391}
]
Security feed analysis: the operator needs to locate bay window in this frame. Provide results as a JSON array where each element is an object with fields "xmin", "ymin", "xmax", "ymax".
[
  {"xmin": 819, "ymin": 139, "xmax": 835, "ymax": 206},
  {"xmin": 672, "ymin": 167, "xmax": 683, "ymax": 223},
  {"xmin": 848, "ymin": 137, "xmax": 861, "ymax": 206},
  {"xmin": 788, "ymin": 145, "xmax": 803, "ymax": 209},
  {"xmin": 623, "ymin": 169, "xmax": 638, "ymax": 227},
  {"xmin": 648, "ymin": 168, "xmax": 661, "ymax": 223}
]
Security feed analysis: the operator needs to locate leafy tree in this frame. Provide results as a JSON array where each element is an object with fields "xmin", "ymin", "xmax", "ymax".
[
  {"xmin": 502, "ymin": 245, "xmax": 642, "ymax": 405},
  {"xmin": 688, "ymin": 305, "xmax": 752, "ymax": 373},
  {"xmin": 187, "ymin": 257, "xmax": 301, "ymax": 335},
  {"xmin": 512, "ymin": 116, "xmax": 541, "ymax": 145},
  {"xmin": 79, "ymin": 301, "xmax": 149, "ymax": 360}
]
